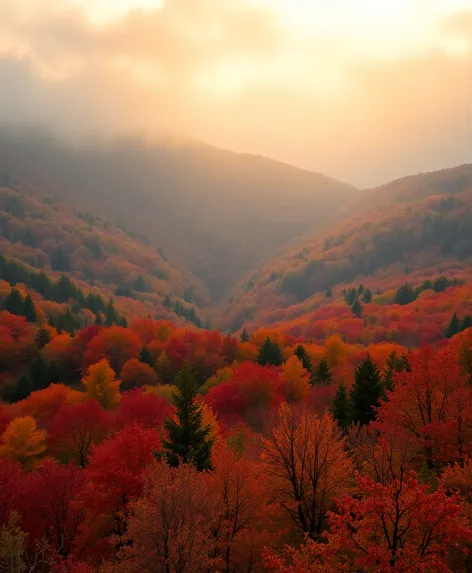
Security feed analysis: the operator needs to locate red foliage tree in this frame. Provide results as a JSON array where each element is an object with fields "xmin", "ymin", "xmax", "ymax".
[
  {"xmin": 115, "ymin": 389, "xmax": 173, "ymax": 430},
  {"xmin": 206, "ymin": 362, "xmax": 282, "ymax": 430},
  {"xmin": 78, "ymin": 423, "xmax": 162, "ymax": 558},
  {"xmin": 376, "ymin": 346, "xmax": 472, "ymax": 467},
  {"xmin": 82, "ymin": 327, "xmax": 141, "ymax": 374},
  {"xmin": 120, "ymin": 358, "xmax": 157, "ymax": 390},
  {"xmin": 265, "ymin": 471, "xmax": 472, "ymax": 573},
  {"xmin": 48, "ymin": 399, "xmax": 112, "ymax": 467},
  {"xmin": 22, "ymin": 460, "xmax": 85, "ymax": 559}
]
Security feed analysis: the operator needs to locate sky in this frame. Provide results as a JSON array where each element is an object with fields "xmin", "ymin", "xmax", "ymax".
[{"xmin": 1, "ymin": 0, "xmax": 471, "ymax": 186}]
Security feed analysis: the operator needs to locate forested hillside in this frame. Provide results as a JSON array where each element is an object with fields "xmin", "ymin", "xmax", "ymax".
[
  {"xmin": 0, "ymin": 127, "xmax": 357, "ymax": 299},
  {"xmin": 0, "ymin": 185, "xmax": 206, "ymax": 328},
  {"xmin": 1, "ymin": 140, "xmax": 472, "ymax": 572},
  {"xmin": 1, "ymin": 310, "xmax": 472, "ymax": 571},
  {"xmin": 218, "ymin": 164, "xmax": 472, "ymax": 342}
]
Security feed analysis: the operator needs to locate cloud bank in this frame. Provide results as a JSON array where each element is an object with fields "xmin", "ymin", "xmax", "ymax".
[{"xmin": 1, "ymin": 0, "xmax": 471, "ymax": 186}]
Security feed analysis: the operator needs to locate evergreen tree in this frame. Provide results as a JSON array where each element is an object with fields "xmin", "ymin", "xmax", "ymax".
[
  {"xmin": 22, "ymin": 295, "xmax": 36, "ymax": 322},
  {"xmin": 331, "ymin": 383, "xmax": 349, "ymax": 429},
  {"xmin": 61, "ymin": 309, "xmax": 76, "ymax": 335},
  {"xmin": 314, "ymin": 358, "xmax": 332, "ymax": 384},
  {"xmin": 29, "ymin": 357, "xmax": 49, "ymax": 391},
  {"xmin": 3, "ymin": 376, "xmax": 31, "ymax": 403},
  {"xmin": 158, "ymin": 364, "xmax": 213, "ymax": 471},
  {"xmin": 105, "ymin": 299, "xmax": 118, "ymax": 326},
  {"xmin": 1, "ymin": 288, "xmax": 24, "ymax": 316},
  {"xmin": 446, "ymin": 313, "xmax": 460, "ymax": 338},
  {"xmin": 95, "ymin": 312, "xmax": 103, "ymax": 326},
  {"xmin": 349, "ymin": 354, "xmax": 384, "ymax": 426},
  {"xmin": 140, "ymin": 346, "xmax": 154, "ymax": 367},
  {"xmin": 344, "ymin": 287, "xmax": 357, "ymax": 305},
  {"xmin": 240, "ymin": 329, "xmax": 250, "ymax": 343},
  {"xmin": 352, "ymin": 299, "xmax": 363, "ymax": 318},
  {"xmin": 462, "ymin": 315, "xmax": 472, "ymax": 332},
  {"xmin": 325, "ymin": 287, "xmax": 333, "ymax": 298},
  {"xmin": 383, "ymin": 350, "xmax": 410, "ymax": 392},
  {"xmin": 395, "ymin": 283, "xmax": 417, "ymax": 305},
  {"xmin": 257, "ymin": 337, "xmax": 283, "ymax": 366},
  {"xmin": 118, "ymin": 315, "xmax": 128, "ymax": 328},
  {"xmin": 134, "ymin": 274, "xmax": 148, "ymax": 292},
  {"xmin": 35, "ymin": 326, "xmax": 51, "ymax": 349},
  {"xmin": 47, "ymin": 315, "xmax": 55, "ymax": 328},
  {"xmin": 294, "ymin": 345, "xmax": 313, "ymax": 373},
  {"xmin": 362, "ymin": 288, "xmax": 373, "ymax": 303}
]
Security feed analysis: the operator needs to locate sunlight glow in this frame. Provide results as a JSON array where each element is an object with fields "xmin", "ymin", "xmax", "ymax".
[{"xmin": 69, "ymin": 0, "xmax": 164, "ymax": 24}]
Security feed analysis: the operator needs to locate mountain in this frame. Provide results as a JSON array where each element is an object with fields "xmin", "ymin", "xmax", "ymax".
[
  {"xmin": 0, "ymin": 126, "xmax": 358, "ymax": 300},
  {"xmin": 217, "ymin": 164, "xmax": 472, "ymax": 343}
]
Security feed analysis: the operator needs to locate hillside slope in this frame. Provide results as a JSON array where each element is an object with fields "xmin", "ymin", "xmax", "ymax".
[
  {"xmin": 0, "ymin": 185, "xmax": 206, "ymax": 326},
  {"xmin": 0, "ymin": 126, "xmax": 358, "ymax": 300},
  {"xmin": 217, "ymin": 164, "xmax": 472, "ymax": 342}
]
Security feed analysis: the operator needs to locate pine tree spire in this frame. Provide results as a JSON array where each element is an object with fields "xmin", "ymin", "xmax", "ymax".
[
  {"xmin": 349, "ymin": 354, "xmax": 384, "ymax": 426},
  {"xmin": 159, "ymin": 364, "xmax": 213, "ymax": 471}
]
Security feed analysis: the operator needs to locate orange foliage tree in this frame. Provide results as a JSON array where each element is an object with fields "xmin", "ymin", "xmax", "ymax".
[
  {"xmin": 120, "ymin": 358, "xmax": 157, "ymax": 390},
  {"xmin": 277, "ymin": 356, "xmax": 310, "ymax": 404},
  {"xmin": 81, "ymin": 360, "xmax": 121, "ymax": 410},
  {"xmin": 261, "ymin": 404, "xmax": 352, "ymax": 539},
  {"xmin": 0, "ymin": 416, "xmax": 47, "ymax": 470},
  {"xmin": 114, "ymin": 462, "xmax": 218, "ymax": 573}
]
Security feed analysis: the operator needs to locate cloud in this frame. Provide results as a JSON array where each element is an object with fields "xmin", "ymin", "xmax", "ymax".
[{"xmin": 0, "ymin": 0, "xmax": 471, "ymax": 186}]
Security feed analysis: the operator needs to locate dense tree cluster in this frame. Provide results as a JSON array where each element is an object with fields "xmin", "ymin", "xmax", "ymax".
[{"xmin": 0, "ymin": 314, "xmax": 471, "ymax": 571}]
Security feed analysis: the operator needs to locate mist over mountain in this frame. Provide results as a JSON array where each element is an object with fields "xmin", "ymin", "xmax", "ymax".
[{"xmin": 0, "ymin": 125, "xmax": 357, "ymax": 300}]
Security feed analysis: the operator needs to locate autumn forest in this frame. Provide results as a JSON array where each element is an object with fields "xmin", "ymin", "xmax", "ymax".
[{"xmin": 0, "ymin": 132, "xmax": 471, "ymax": 573}]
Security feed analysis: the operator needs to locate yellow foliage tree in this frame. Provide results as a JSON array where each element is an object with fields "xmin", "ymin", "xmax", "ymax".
[
  {"xmin": 325, "ymin": 334, "xmax": 348, "ymax": 367},
  {"xmin": 200, "ymin": 366, "xmax": 233, "ymax": 395},
  {"xmin": 0, "ymin": 416, "xmax": 47, "ymax": 470},
  {"xmin": 278, "ymin": 355, "xmax": 311, "ymax": 403},
  {"xmin": 154, "ymin": 352, "xmax": 174, "ymax": 385},
  {"xmin": 82, "ymin": 359, "xmax": 121, "ymax": 410}
]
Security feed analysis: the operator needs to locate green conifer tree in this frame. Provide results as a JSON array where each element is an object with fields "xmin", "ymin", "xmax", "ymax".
[
  {"xmin": 314, "ymin": 358, "xmax": 333, "ymax": 384},
  {"xmin": 362, "ymin": 288, "xmax": 373, "ymax": 303},
  {"xmin": 349, "ymin": 354, "xmax": 384, "ymax": 426},
  {"xmin": 158, "ymin": 364, "xmax": 213, "ymax": 471},
  {"xmin": 3, "ymin": 376, "xmax": 31, "ymax": 403},
  {"xmin": 446, "ymin": 313, "xmax": 460, "ymax": 338},
  {"xmin": 383, "ymin": 350, "xmax": 409, "ymax": 392},
  {"xmin": 331, "ymin": 383, "xmax": 349, "ymax": 429},
  {"xmin": 257, "ymin": 337, "xmax": 283, "ymax": 366},
  {"xmin": 352, "ymin": 299, "xmax": 363, "ymax": 318},
  {"xmin": 29, "ymin": 357, "xmax": 49, "ymax": 391},
  {"xmin": 35, "ymin": 326, "xmax": 51, "ymax": 349},
  {"xmin": 1, "ymin": 288, "xmax": 24, "ymax": 316},
  {"xmin": 140, "ymin": 346, "xmax": 154, "ymax": 367},
  {"xmin": 240, "ymin": 329, "xmax": 250, "ymax": 343},
  {"xmin": 294, "ymin": 345, "xmax": 313, "ymax": 373},
  {"xmin": 21, "ymin": 294, "xmax": 36, "ymax": 322},
  {"xmin": 105, "ymin": 299, "xmax": 117, "ymax": 326},
  {"xmin": 462, "ymin": 315, "xmax": 472, "ymax": 332}
]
